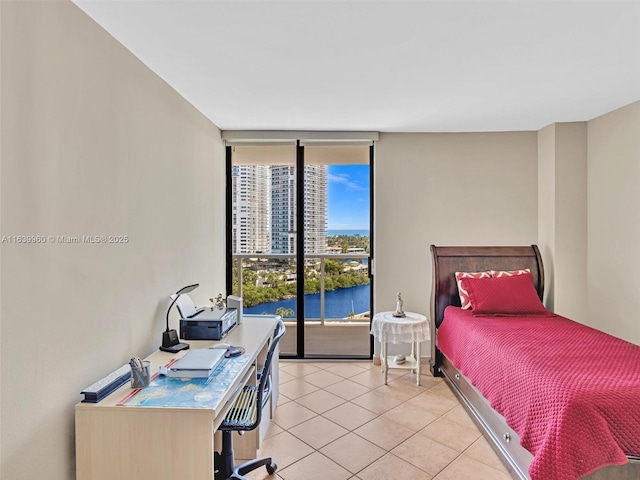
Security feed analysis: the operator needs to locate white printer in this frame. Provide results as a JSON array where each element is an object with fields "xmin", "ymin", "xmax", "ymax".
[{"xmin": 173, "ymin": 293, "xmax": 239, "ymax": 341}]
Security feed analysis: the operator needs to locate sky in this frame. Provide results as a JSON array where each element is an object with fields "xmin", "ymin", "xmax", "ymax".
[{"xmin": 327, "ymin": 165, "xmax": 370, "ymax": 231}]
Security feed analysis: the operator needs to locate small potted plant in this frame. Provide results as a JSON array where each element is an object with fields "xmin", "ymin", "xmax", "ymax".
[{"xmin": 209, "ymin": 293, "xmax": 226, "ymax": 311}]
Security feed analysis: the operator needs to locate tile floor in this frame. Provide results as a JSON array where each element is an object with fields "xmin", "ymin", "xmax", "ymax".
[{"xmin": 241, "ymin": 361, "xmax": 512, "ymax": 480}]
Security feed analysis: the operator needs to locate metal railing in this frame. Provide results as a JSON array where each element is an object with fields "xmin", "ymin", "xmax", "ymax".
[{"xmin": 232, "ymin": 253, "xmax": 370, "ymax": 324}]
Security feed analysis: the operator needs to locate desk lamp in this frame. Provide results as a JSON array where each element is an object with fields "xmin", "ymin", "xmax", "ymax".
[{"xmin": 160, "ymin": 283, "xmax": 198, "ymax": 353}]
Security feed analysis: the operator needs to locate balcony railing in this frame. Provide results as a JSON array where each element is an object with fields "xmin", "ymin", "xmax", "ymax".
[
  {"xmin": 232, "ymin": 253, "xmax": 370, "ymax": 325},
  {"xmin": 233, "ymin": 253, "xmax": 371, "ymax": 357}
]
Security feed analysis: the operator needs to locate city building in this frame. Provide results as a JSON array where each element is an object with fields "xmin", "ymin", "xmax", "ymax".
[
  {"xmin": 301, "ymin": 165, "xmax": 328, "ymax": 255},
  {"xmin": 231, "ymin": 165, "xmax": 270, "ymax": 254},
  {"xmin": 270, "ymin": 165, "xmax": 327, "ymax": 254},
  {"xmin": 269, "ymin": 165, "xmax": 296, "ymax": 254}
]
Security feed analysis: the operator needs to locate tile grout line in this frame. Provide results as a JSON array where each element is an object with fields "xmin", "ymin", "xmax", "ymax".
[
  {"xmin": 277, "ymin": 369, "xmax": 433, "ymax": 477},
  {"xmin": 272, "ymin": 362, "xmax": 507, "ymax": 480}
]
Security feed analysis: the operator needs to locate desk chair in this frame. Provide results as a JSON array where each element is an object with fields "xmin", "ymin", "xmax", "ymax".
[{"xmin": 215, "ymin": 319, "xmax": 285, "ymax": 480}]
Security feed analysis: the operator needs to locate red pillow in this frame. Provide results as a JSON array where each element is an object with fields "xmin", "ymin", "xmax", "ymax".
[
  {"xmin": 460, "ymin": 273, "xmax": 552, "ymax": 316},
  {"xmin": 455, "ymin": 271, "xmax": 492, "ymax": 309},
  {"xmin": 490, "ymin": 268, "xmax": 530, "ymax": 278}
]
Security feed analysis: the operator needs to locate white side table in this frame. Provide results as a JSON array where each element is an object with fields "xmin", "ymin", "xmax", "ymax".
[{"xmin": 371, "ymin": 311, "xmax": 429, "ymax": 386}]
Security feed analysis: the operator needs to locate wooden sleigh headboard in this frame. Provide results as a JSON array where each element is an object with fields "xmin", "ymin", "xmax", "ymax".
[{"xmin": 429, "ymin": 245, "xmax": 544, "ymax": 375}]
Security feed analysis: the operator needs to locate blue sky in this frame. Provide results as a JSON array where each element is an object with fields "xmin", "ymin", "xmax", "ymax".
[{"xmin": 327, "ymin": 165, "xmax": 370, "ymax": 230}]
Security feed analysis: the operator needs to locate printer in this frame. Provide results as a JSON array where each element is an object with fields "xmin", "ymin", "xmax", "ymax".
[
  {"xmin": 173, "ymin": 293, "xmax": 239, "ymax": 341},
  {"xmin": 180, "ymin": 307, "xmax": 238, "ymax": 341}
]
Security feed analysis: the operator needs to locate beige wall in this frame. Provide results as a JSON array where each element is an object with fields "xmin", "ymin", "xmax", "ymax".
[
  {"xmin": 554, "ymin": 123, "xmax": 588, "ymax": 321},
  {"xmin": 0, "ymin": 3, "xmax": 225, "ymax": 480},
  {"xmin": 374, "ymin": 132, "xmax": 538, "ymax": 356},
  {"xmin": 537, "ymin": 124, "xmax": 556, "ymax": 309},
  {"xmin": 537, "ymin": 123, "xmax": 588, "ymax": 320},
  {"xmin": 587, "ymin": 100, "xmax": 640, "ymax": 344}
]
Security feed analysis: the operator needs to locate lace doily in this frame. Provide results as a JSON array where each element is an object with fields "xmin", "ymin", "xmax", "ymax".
[{"xmin": 370, "ymin": 311, "xmax": 430, "ymax": 344}]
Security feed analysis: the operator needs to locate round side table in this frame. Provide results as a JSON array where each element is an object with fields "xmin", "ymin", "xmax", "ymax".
[{"xmin": 370, "ymin": 311, "xmax": 429, "ymax": 386}]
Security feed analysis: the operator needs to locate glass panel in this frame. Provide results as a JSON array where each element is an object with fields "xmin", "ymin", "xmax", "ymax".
[
  {"xmin": 304, "ymin": 148, "xmax": 371, "ymax": 358},
  {"xmin": 231, "ymin": 148, "xmax": 297, "ymax": 356}
]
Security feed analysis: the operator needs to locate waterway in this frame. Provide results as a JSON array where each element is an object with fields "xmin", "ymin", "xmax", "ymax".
[{"xmin": 243, "ymin": 284, "xmax": 370, "ymax": 319}]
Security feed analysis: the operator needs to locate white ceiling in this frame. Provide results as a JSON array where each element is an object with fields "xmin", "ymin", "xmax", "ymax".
[{"xmin": 73, "ymin": 0, "xmax": 640, "ymax": 133}]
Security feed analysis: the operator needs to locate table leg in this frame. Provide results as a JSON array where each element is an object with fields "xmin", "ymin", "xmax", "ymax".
[
  {"xmin": 380, "ymin": 340, "xmax": 385, "ymax": 373},
  {"xmin": 410, "ymin": 342, "xmax": 416, "ymax": 374},
  {"xmin": 383, "ymin": 342, "xmax": 388, "ymax": 385},
  {"xmin": 416, "ymin": 342, "xmax": 421, "ymax": 386}
]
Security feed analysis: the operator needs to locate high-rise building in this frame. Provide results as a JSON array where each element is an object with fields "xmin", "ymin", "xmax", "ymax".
[
  {"xmin": 270, "ymin": 165, "xmax": 327, "ymax": 254},
  {"xmin": 231, "ymin": 165, "xmax": 270, "ymax": 254},
  {"xmin": 303, "ymin": 165, "xmax": 328, "ymax": 254},
  {"xmin": 270, "ymin": 166, "xmax": 296, "ymax": 254},
  {"xmin": 232, "ymin": 164, "xmax": 327, "ymax": 255}
]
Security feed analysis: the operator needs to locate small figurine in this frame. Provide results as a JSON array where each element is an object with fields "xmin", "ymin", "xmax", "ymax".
[{"xmin": 393, "ymin": 292, "xmax": 406, "ymax": 318}]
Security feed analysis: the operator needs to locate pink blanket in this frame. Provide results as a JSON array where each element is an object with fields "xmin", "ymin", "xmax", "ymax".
[{"xmin": 438, "ymin": 307, "xmax": 640, "ymax": 480}]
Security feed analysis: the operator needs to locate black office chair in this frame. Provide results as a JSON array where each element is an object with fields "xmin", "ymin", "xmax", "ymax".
[{"xmin": 215, "ymin": 319, "xmax": 285, "ymax": 480}]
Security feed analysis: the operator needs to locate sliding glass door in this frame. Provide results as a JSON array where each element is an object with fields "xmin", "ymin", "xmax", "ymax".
[
  {"xmin": 227, "ymin": 142, "xmax": 373, "ymax": 358},
  {"xmin": 228, "ymin": 144, "xmax": 299, "ymax": 356},
  {"xmin": 302, "ymin": 145, "xmax": 372, "ymax": 357}
]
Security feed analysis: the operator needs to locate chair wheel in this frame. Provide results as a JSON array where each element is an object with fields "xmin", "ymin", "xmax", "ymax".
[{"xmin": 266, "ymin": 462, "xmax": 277, "ymax": 475}]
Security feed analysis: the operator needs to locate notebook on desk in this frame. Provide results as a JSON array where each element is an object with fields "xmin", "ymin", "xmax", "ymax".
[{"xmin": 165, "ymin": 349, "xmax": 225, "ymax": 378}]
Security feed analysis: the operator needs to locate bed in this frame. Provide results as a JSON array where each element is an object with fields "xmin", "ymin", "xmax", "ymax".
[{"xmin": 429, "ymin": 245, "xmax": 640, "ymax": 480}]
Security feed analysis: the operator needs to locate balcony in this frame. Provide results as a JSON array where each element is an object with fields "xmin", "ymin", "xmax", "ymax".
[{"xmin": 232, "ymin": 253, "xmax": 371, "ymax": 357}]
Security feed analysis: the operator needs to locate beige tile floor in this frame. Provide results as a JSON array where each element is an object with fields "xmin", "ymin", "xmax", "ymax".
[{"xmin": 241, "ymin": 361, "xmax": 512, "ymax": 480}]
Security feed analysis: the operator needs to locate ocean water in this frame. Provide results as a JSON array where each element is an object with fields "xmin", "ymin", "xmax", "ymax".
[{"xmin": 327, "ymin": 229, "xmax": 370, "ymax": 236}]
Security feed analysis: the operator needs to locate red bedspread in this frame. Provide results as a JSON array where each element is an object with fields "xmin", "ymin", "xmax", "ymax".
[{"xmin": 438, "ymin": 307, "xmax": 640, "ymax": 480}]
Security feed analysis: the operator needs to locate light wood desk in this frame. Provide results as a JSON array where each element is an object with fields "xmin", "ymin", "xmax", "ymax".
[{"xmin": 75, "ymin": 315, "xmax": 279, "ymax": 480}]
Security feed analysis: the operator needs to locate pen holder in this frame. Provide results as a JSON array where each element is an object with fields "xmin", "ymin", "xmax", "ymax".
[{"xmin": 131, "ymin": 361, "xmax": 152, "ymax": 389}]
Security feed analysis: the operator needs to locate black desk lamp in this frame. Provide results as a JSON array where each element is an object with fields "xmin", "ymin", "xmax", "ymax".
[{"xmin": 160, "ymin": 283, "xmax": 198, "ymax": 353}]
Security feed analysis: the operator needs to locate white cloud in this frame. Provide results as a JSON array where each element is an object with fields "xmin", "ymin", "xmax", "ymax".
[{"xmin": 328, "ymin": 173, "xmax": 365, "ymax": 191}]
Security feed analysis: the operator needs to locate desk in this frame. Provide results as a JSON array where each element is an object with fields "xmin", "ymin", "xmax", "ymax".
[
  {"xmin": 75, "ymin": 315, "xmax": 279, "ymax": 480},
  {"xmin": 371, "ymin": 311, "xmax": 429, "ymax": 386}
]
